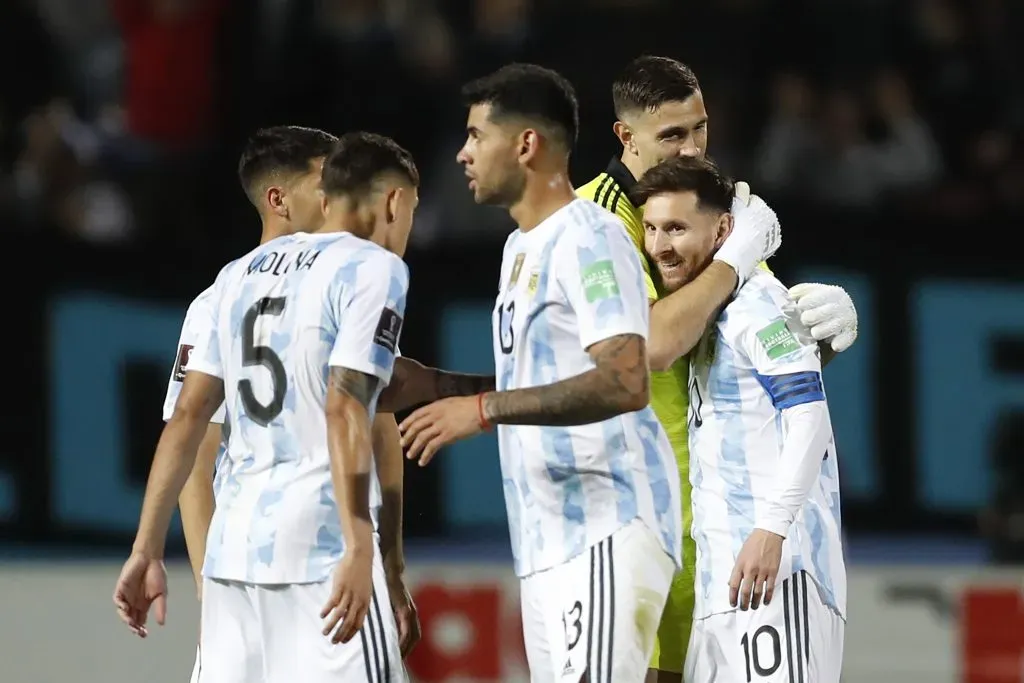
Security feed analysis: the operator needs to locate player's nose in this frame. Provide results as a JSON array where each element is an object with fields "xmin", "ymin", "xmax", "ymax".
[
  {"xmin": 650, "ymin": 230, "xmax": 671, "ymax": 256},
  {"xmin": 677, "ymin": 142, "xmax": 701, "ymax": 159}
]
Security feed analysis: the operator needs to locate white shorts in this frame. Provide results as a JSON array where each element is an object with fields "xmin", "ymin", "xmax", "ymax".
[
  {"xmin": 685, "ymin": 571, "xmax": 845, "ymax": 683},
  {"xmin": 198, "ymin": 556, "xmax": 406, "ymax": 683},
  {"xmin": 519, "ymin": 518, "xmax": 675, "ymax": 683}
]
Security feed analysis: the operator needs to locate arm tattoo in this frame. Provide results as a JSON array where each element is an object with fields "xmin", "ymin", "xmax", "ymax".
[
  {"xmin": 382, "ymin": 358, "xmax": 494, "ymax": 412},
  {"xmin": 483, "ymin": 334, "xmax": 649, "ymax": 426},
  {"xmin": 329, "ymin": 367, "xmax": 381, "ymax": 408},
  {"xmin": 433, "ymin": 369, "xmax": 496, "ymax": 399}
]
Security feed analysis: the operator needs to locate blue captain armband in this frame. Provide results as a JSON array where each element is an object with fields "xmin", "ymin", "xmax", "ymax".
[{"xmin": 755, "ymin": 371, "xmax": 825, "ymax": 410}]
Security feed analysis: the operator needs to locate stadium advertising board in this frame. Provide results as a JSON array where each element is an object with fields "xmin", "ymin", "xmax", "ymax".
[
  {"xmin": 0, "ymin": 562, "xmax": 1020, "ymax": 683},
  {"xmin": 2, "ymin": 276, "xmax": 1017, "ymax": 541}
]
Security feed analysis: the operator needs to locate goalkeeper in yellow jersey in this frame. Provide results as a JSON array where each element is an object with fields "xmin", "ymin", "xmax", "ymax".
[{"xmin": 576, "ymin": 56, "xmax": 859, "ymax": 683}]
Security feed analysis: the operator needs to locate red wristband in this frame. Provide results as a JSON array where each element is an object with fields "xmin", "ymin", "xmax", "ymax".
[{"xmin": 477, "ymin": 392, "xmax": 492, "ymax": 431}]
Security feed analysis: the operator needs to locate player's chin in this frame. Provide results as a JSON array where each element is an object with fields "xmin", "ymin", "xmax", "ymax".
[
  {"xmin": 658, "ymin": 268, "xmax": 690, "ymax": 294},
  {"xmin": 472, "ymin": 186, "xmax": 499, "ymax": 206}
]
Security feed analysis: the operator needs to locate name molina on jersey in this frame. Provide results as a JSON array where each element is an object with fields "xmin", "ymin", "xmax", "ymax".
[{"xmin": 246, "ymin": 248, "xmax": 322, "ymax": 278}]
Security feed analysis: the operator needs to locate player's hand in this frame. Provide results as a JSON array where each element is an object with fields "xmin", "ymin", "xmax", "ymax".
[
  {"xmin": 788, "ymin": 283, "xmax": 858, "ymax": 353},
  {"xmin": 715, "ymin": 183, "xmax": 782, "ymax": 288},
  {"xmin": 386, "ymin": 569, "xmax": 421, "ymax": 658},
  {"xmin": 112, "ymin": 551, "xmax": 168, "ymax": 638},
  {"xmin": 321, "ymin": 546, "xmax": 374, "ymax": 645},
  {"xmin": 398, "ymin": 396, "xmax": 483, "ymax": 466},
  {"xmin": 728, "ymin": 529, "xmax": 784, "ymax": 611}
]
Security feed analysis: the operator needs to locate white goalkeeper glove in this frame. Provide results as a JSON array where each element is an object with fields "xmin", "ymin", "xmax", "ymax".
[
  {"xmin": 714, "ymin": 181, "xmax": 782, "ymax": 290},
  {"xmin": 788, "ymin": 283, "xmax": 859, "ymax": 353}
]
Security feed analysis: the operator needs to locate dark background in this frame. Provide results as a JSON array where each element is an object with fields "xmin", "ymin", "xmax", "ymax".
[{"xmin": 1, "ymin": 0, "xmax": 1023, "ymax": 564}]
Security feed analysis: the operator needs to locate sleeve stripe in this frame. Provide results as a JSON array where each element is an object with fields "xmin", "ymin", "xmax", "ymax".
[
  {"xmin": 595, "ymin": 175, "xmax": 616, "ymax": 209},
  {"xmin": 755, "ymin": 371, "xmax": 825, "ymax": 410},
  {"xmin": 609, "ymin": 185, "xmax": 624, "ymax": 214}
]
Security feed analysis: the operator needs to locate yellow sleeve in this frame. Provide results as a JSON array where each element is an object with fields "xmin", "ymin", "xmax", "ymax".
[{"xmin": 758, "ymin": 261, "xmax": 773, "ymax": 274}]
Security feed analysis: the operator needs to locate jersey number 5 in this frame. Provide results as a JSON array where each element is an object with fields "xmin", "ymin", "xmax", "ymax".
[{"xmin": 239, "ymin": 297, "xmax": 287, "ymax": 426}]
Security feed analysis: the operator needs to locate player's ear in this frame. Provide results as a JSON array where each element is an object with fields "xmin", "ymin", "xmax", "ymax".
[
  {"xmin": 715, "ymin": 212, "xmax": 734, "ymax": 248},
  {"xmin": 613, "ymin": 121, "xmax": 635, "ymax": 154},
  {"xmin": 266, "ymin": 185, "xmax": 288, "ymax": 218},
  {"xmin": 385, "ymin": 187, "xmax": 403, "ymax": 225},
  {"xmin": 519, "ymin": 129, "xmax": 540, "ymax": 162},
  {"xmin": 319, "ymin": 189, "xmax": 329, "ymax": 217}
]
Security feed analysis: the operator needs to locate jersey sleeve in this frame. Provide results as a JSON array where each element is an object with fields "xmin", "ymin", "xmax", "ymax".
[
  {"xmin": 557, "ymin": 212, "xmax": 650, "ymax": 351},
  {"xmin": 185, "ymin": 265, "xmax": 232, "ymax": 382},
  {"xmin": 329, "ymin": 250, "xmax": 409, "ymax": 385},
  {"xmin": 577, "ymin": 177, "xmax": 658, "ymax": 302},
  {"xmin": 737, "ymin": 299, "xmax": 824, "ymax": 410},
  {"xmin": 162, "ymin": 287, "xmax": 227, "ymax": 423},
  {"xmin": 615, "ymin": 206, "xmax": 659, "ymax": 302}
]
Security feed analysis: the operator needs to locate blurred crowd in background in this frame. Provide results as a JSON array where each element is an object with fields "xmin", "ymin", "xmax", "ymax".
[{"xmin": 2, "ymin": 0, "xmax": 1022, "ymax": 251}]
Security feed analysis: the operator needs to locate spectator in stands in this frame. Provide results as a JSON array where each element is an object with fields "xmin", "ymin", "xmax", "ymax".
[
  {"xmin": 108, "ymin": 0, "xmax": 226, "ymax": 242},
  {"xmin": 756, "ymin": 70, "xmax": 941, "ymax": 209},
  {"xmin": 111, "ymin": 0, "xmax": 225, "ymax": 155}
]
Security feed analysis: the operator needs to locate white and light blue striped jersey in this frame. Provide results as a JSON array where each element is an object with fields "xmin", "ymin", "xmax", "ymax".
[
  {"xmin": 162, "ymin": 285, "xmax": 226, "ymax": 424},
  {"xmin": 688, "ymin": 270, "xmax": 846, "ymax": 619},
  {"xmin": 162, "ymin": 285, "xmax": 230, "ymax": 506},
  {"xmin": 493, "ymin": 198, "xmax": 682, "ymax": 578},
  {"xmin": 187, "ymin": 231, "xmax": 408, "ymax": 584}
]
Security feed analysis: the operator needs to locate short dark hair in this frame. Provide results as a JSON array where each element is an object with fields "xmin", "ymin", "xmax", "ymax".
[
  {"xmin": 461, "ymin": 63, "xmax": 579, "ymax": 149},
  {"xmin": 612, "ymin": 56, "xmax": 701, "ymax": 119},
  {"xmin": 320, "ymin": 132, "xmax": 419, "ymax": 199},
  {"xmin": 238, "ymin": 126, "xmax": 338, "ymax": 204},
  {"xmin": 629, "ymin": 157, "xmax": 734, "ymax": 213}
]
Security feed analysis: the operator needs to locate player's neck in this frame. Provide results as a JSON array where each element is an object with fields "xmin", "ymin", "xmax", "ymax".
[
  {"xmin": 258, "ymin": 214, "xmax": 296, "ymax": 244},
  {"xmin": 318, "ymin": 212, "xmax": 376, "ymax": 242},
  {"xmin": 510, "ymin": 173, "xmax": 576, "ymax": 232},
  {"xmin": 619, "ymin": 151, "xmax": 642, "ymax": 185}
]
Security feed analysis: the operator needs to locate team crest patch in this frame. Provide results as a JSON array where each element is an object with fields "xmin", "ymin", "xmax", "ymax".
[
  {"xmin": 373, "ymin": 307, "xmax": 403, "ymax": 353},
  {"xmin": 526, "ymin": 270, "xmax": 539, "ymax": 296},
  {"xmin": 581, "ymin": 260, "xmax": 619, "ymax": 302},
  {"xmin": 173, "ymin": 344, "xmax": 194, "ymax": 382},
  {"xmin": 755, "ymin": 319, "xmax": 800, "ymax": 360},
  {"xmin": 508, "ymin": 253, "xmax": 526, "ymax": 290}
]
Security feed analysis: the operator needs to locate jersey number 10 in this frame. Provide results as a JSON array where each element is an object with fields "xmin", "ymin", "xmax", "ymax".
[{"xmin": 239, "ymin": 296, "xmax": 287, "ymax": 426}]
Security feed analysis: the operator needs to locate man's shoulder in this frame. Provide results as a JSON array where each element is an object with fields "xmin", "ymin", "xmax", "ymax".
[
  {"xmin": 578, "ymin": 167, "xmax": 638, "ymax": 212},
  {"xmin": 720, "ymin": 272, "xmax": 815, "ymax": 352},
  {"xmin": 555, "ymin": 199, "xmax": 632, "ymax": 247},
  {"xmin": 720, "ymin": 272, "xmax": 793, "ymax": 333},
  {"xmin": 317, "ymin": 235, "xmax": 406, "ymax": 277},
  {"xmin": 575, "ymin": 173, "xmax": 614, "ymax": 203},
  {"xmin": 179, "ymin": 282, "xmax": 219, "ymax": 334},
  {"xmin": 187, "ymin": 282, "xmax": 218, "ymax": 313}
]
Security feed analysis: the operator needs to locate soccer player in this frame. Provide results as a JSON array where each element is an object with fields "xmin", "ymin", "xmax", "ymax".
[
  {"xmin": 633, "ymin": 156, "xmax": 846, "ymax": 683},
  {"xmin": 162, "ymin": 126, "xmax": 419, "ymax": 681},
  {"xmin": 115, "ymin": 132, "xmax": 419, "ymax": 683},
  {"xmin": 162, "ymin": 124, "xmax": 336, "ymax": 680},
  {"xmin": 575, "ymin": 55, "xmax": 857, "ymax": 683},
  {"xmin": 391, "ymin": 63, "xmax": 775, "ymax": 683}
]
